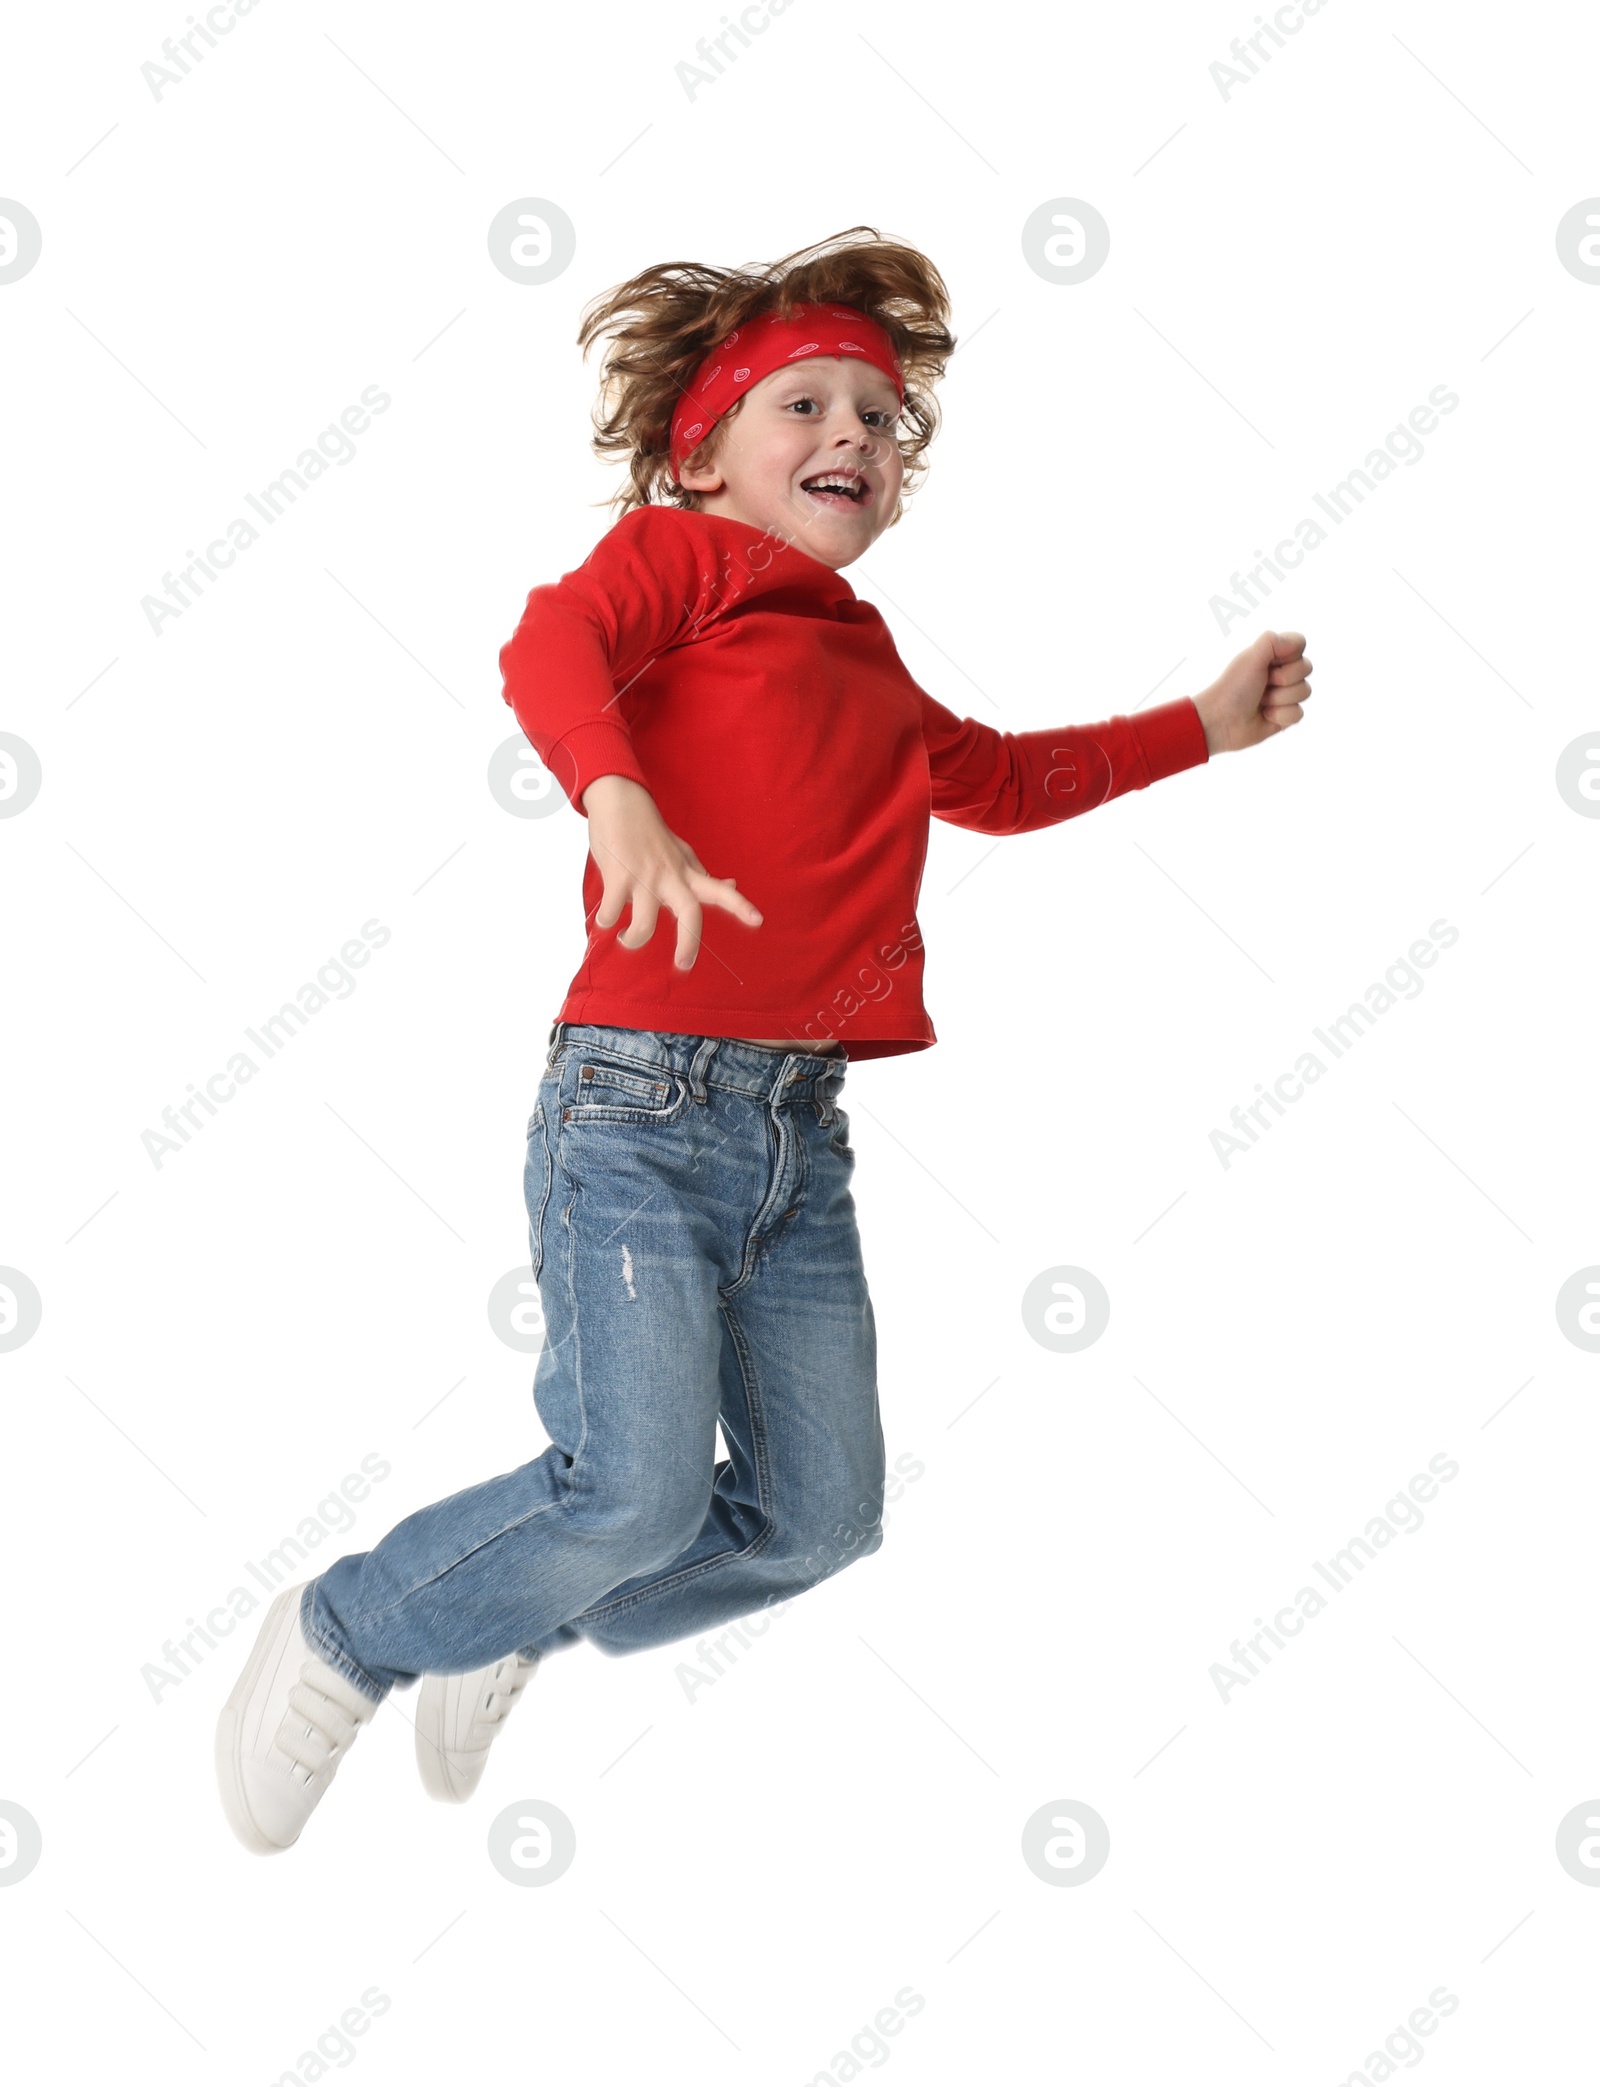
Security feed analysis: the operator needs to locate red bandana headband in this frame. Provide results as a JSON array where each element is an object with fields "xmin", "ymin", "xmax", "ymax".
[{"xmin": 669, "ymin": 301, "xmax": 904, "ymax": 476}]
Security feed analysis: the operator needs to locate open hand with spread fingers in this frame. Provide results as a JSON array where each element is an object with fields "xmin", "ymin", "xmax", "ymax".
[{"xmin": 582, "ymin": 772, "xmax": 763, "ymax": 973}]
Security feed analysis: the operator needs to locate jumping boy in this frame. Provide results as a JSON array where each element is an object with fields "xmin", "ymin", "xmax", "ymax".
[{"xmin": 216, "ymin": 226, "xmax": 1311, "ymax": 1852}]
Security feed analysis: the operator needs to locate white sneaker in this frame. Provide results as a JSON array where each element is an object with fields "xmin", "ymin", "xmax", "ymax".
[
  {"xmin": 214, "ymin": 1582, "xmax": 379, "ymax": 1854},
  {"xmin": 414, "ymin": 1652, "xmax": 540, "ymax": 1802}
]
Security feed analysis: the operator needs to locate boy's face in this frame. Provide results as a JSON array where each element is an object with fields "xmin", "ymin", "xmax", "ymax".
[{"xmin": 676, "ymin": 356, "xmax": 905, "ymax": 569}]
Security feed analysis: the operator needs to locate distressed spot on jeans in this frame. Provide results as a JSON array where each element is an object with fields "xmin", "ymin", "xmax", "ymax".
[{"xmin": 620, "ymin": 1244, "xmax": 637, "ymax": 1300}]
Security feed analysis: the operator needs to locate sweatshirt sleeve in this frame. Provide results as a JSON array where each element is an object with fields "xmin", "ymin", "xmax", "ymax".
[
  {"xmin": 498, "ymin": 507, "xmax": 726, "ymax": 812},
  {"xmin": 921, "ymin": 691, "xmax": 1209, "ymax": 836}
]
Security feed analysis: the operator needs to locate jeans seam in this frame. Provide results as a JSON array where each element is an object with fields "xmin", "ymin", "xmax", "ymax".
[
  {"xmin": 546, "ymin": 1060, "xmax": 591, "ymax": 1473},
  {"xmin": 528, "ymin": 1103, "xmax": 552, "ymax": 1281},
  {"xmin": 562, "ymin": 1161, "xmax": 590, "ymax": 1474}
]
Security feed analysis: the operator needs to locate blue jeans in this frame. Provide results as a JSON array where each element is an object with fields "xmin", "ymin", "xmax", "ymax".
[{"xmin": 303, "ymin": 1023, "xmax": 885, "ymax": 1702}]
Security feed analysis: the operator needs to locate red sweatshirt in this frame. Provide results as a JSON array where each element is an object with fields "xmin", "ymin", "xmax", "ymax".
[{"xmin": 499, "ymin": 505, "xmax": 1209, "ymax": 1060}]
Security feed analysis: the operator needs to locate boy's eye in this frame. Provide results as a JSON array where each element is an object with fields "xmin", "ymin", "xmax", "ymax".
[{"xmin": 785, "ymin": 396, "xmax": 898, "ymax": 427}]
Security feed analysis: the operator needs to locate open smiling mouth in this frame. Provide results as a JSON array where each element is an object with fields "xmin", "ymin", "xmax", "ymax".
[{"xmin": 800, "ymin": 474, "xmax": 871, "ymax": 511}]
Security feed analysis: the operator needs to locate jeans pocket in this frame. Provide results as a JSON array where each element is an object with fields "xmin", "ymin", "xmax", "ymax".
[{"xmin": 561, "ymin": 1052, "xmax": 691, "ymax": 1126}]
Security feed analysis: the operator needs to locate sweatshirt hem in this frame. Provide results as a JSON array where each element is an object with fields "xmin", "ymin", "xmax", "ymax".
[{"xmin": 553, "ymin": 993, "xmax": 936, "ymax": 1060}]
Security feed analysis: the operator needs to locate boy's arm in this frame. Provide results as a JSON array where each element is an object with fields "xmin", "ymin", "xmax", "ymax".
[
  {"xmin": 498, "ymin": 508, "xmax": 720, "ymax": 811},
  {"xmin": 919, "ymin": 630, "xmax": 1313, "ymax": 834},
  {"xmin": 921, "ymin": 689, "xmax": 1210, "ymax": 837},
  {"xmin": 499, "ymin": 508, "xmax": 769, "ymax": 971}
]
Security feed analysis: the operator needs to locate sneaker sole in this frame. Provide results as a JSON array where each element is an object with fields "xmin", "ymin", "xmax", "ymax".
[
  {"xmin": 414, "ymin": 1673, "xmax": 474, "ymax": 1804},
  {"xmin": 414, "ymin": 1658, "xmax": 539, "ymax": 1804},
  {"xmin": 214, "ymin": 1583, "xmax": 305, "ymax": 1855}
]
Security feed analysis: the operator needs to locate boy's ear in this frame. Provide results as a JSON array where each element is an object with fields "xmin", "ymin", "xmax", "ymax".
[{"xmin": 676, "ymin": 455, "xmax": 723, "ymax": 495}]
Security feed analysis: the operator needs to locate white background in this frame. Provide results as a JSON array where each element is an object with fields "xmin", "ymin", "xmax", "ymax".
[{"xmin": 3, "ymin": 0, "xmax": 1598, "ymax": 2079}]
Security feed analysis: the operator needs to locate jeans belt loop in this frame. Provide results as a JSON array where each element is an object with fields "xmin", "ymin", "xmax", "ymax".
[{"xmin": 688, "ymin": 1035, "xmax": 718, "ymax": 1104}]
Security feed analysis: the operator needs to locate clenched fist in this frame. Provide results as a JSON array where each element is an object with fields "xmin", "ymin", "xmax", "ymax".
[{"xmin": 1192, "ymin": 630, "xmax": 1314, "ymax": 755}]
